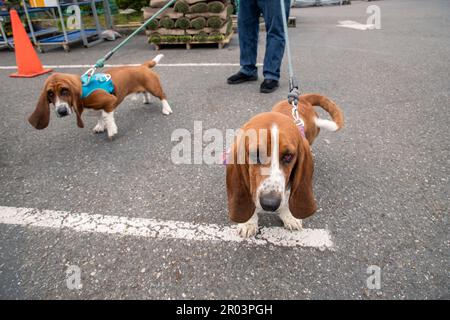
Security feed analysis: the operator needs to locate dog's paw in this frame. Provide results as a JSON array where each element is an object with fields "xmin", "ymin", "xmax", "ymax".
[
  {"xmin": 107, "ymin": 131, "xmax": 118, "ymax": 139},
  {"xmin": 93, "ymin": 122, "xmax": 105, "ymax": 133},
  {"xmin": 237, "ymin": 222, "xmax": 258, "ymax": 238},
  {"xmin": 281, "ymin": 215, "xmax": 303, "ymax": 231},
  {"xmin": 107, "ymin": 125, "xmax": 118, "ymax": 139},
  {"xmin": 161, "ymin": 100, "xmax": 173, "ymax": 115}
]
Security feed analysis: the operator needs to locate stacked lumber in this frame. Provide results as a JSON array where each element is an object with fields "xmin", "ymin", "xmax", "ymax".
[{"xmin": 143, "ymin": 0, "xmax": 234, "ymax": 48}]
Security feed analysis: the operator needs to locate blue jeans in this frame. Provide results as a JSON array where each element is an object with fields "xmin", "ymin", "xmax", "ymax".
[{"xmin": 238, "ymin": 0, "xmax": 291, "ymax": 81}]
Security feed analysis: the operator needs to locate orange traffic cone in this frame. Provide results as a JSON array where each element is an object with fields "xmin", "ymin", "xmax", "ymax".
[{"xmin": 9, "ymin": 9, "xmax": 52, "ymax": 78}]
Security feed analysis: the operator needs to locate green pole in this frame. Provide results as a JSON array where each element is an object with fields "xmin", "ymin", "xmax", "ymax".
[{"xmin": 93, "ymin": 0, "xmax": 177, "ymax": 69}]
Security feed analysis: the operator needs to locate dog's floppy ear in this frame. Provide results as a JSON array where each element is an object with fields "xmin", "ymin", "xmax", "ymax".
[
  {"xmin": 28, "ymin": 87, "xmax": 50, "ymax": 130},
  {"xmin": 226, "ymin": 145, "xmax": 255, "ymax": 223},
  {"xmin": 75, "ymin": 104, "xmax": 84, "ymax": 128},
  {"xmin": 289, "ymin": 139, "xmax": 317, "ymax": 219},
  {"xmin": 67, "ymin": 75, "xmax": 84, "ymax": 128}
]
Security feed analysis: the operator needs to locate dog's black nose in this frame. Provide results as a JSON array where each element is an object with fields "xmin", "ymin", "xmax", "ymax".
[
  {"xmin": 259, "ymin": 192, "xmax": 282, "ymax": 212},
  {"xmin": 57, "ymin": 106, "xmax": 68, "ymax": 117}
]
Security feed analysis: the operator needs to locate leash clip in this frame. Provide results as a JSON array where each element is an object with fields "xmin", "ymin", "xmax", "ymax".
[
  {"xmin": 291, "ymin": 101, "xmax": 305, "ymax": 138},
  {"xmin": 288, "ymin": 76, "xmax": 300, "ymax": 105},
  {"xmin": 291, "ymin": 102, "xmax": 304, "ymax": 127},
  {"xmin": 82, "ymin": 67, "xmax": 97, "ymax": 85},
  {"xmin": 288, "ymin": 76, "xmax": 303, "ymax": 128},
  {"xmin": 288, "ymin": 90, "xmax": 300, "ymax": 106}
]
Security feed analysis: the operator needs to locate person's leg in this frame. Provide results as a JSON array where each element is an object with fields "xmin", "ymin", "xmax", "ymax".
[
  {"xmin": 238, "ymin": 0, "xmax": 260, "ymax": 77},
  {"xmin": 259, "ymin": 0, "xmax": 290, "ymax": 81}
]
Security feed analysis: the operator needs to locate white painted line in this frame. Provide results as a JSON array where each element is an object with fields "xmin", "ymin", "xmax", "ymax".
[
  {"xmin": 0, "ymin": 63, "xmax": 263, "ymax": 70},
  {"xmin": 0, "ymin": 206, "xmax": 333, "ymax": 249},
  {"xmin": 337, "ymin": 20, "xmax": 376, "ymax": 31}
]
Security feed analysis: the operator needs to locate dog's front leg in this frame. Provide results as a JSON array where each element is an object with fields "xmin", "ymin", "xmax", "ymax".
[
  {"xmin": 84, "ymin": 92, "xmax": 118, "ymax": 139},
  {"xmin": 102, "ymin": 110, "xmax": 118, "ymax": 139},
  {"xmin": 161, "ymin": 99, "xmax": 173, "ymax": 115},
  {"xmin": 279, "ymin": 206, "xmax": 303, "ymax": 231},
  {"xmin": 93, "ymin": 112, "xmax": 106, "ymax": 133},
  {"xmin": 237, "ymin": 211, "xmax": 259, "ymax": 238}
]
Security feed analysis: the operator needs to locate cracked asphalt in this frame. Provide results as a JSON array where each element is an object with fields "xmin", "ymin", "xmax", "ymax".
[{"xmin": 0, "ymin": 0, "xmax": 448, "ymax": 299}]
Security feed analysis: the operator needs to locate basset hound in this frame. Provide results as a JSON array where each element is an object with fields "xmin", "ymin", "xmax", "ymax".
[
  {"xmin": 226, "ymin": 94, "xmax": 344, "ymax": 237},
  {"xmin": 28, "ymin": 54, "xmax": 172, "ymax": 139}
]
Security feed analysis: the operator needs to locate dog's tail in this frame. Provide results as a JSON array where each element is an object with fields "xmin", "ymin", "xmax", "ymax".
[
  {"xmin": 301, "ymin": 94, "xmax": 344, "ymax": 132},
  {"xmin": 142, "ymin": 54, "xmax": 164, "ymax": 68}
]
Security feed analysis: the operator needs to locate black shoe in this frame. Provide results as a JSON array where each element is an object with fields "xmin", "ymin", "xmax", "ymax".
[
  {"xmin": 260, "ymin": 79, "xmax": 279, "ymax": 93},
  {"xmin": 227, "ymin": 72, "xmax": 258, "ymax": 84}
]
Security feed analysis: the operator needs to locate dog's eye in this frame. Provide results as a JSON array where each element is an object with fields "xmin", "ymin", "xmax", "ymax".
[
  {"xmin": 47, "ymin": 91, "xmax": 54, "ymax": 99},
  {"xmin": 60, "ymin": 88, "xmax": 70, "ymax": 96},
  {"xmin": 282, "ymin": 153, "xmax": 293, "ymax": 164}
]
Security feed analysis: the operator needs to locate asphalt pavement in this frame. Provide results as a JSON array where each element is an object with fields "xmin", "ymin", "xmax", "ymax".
[{"xmin": 0, "ymin": 0, "xmax": 448, "ymax": 299}]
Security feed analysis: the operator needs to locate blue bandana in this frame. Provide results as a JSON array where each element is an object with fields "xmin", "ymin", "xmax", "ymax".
[{"xmin": 81, "ymin": 73, "xmax": 115, "ymax": 99}]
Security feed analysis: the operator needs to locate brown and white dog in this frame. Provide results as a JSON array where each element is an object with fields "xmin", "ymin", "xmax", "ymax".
[
  {"xmin": 226, "ymin": 94, "xmax": 344, "ymax": 237},
  {"xmin": 28, "ymin": 54, "xmax": 172, "ymax": 139}
]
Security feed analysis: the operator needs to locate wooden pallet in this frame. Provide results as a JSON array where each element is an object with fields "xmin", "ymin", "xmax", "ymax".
[
  {"xmin": 115, "ymin": 22, "xmax": 146, "ymax": 35},
  {"xmin": 152, "ymin": 32, "xmax": 233, "ymax": 50},
  {"xmin": 231, "ymin": 15, "xmax": 296, "ymax": 31}
]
